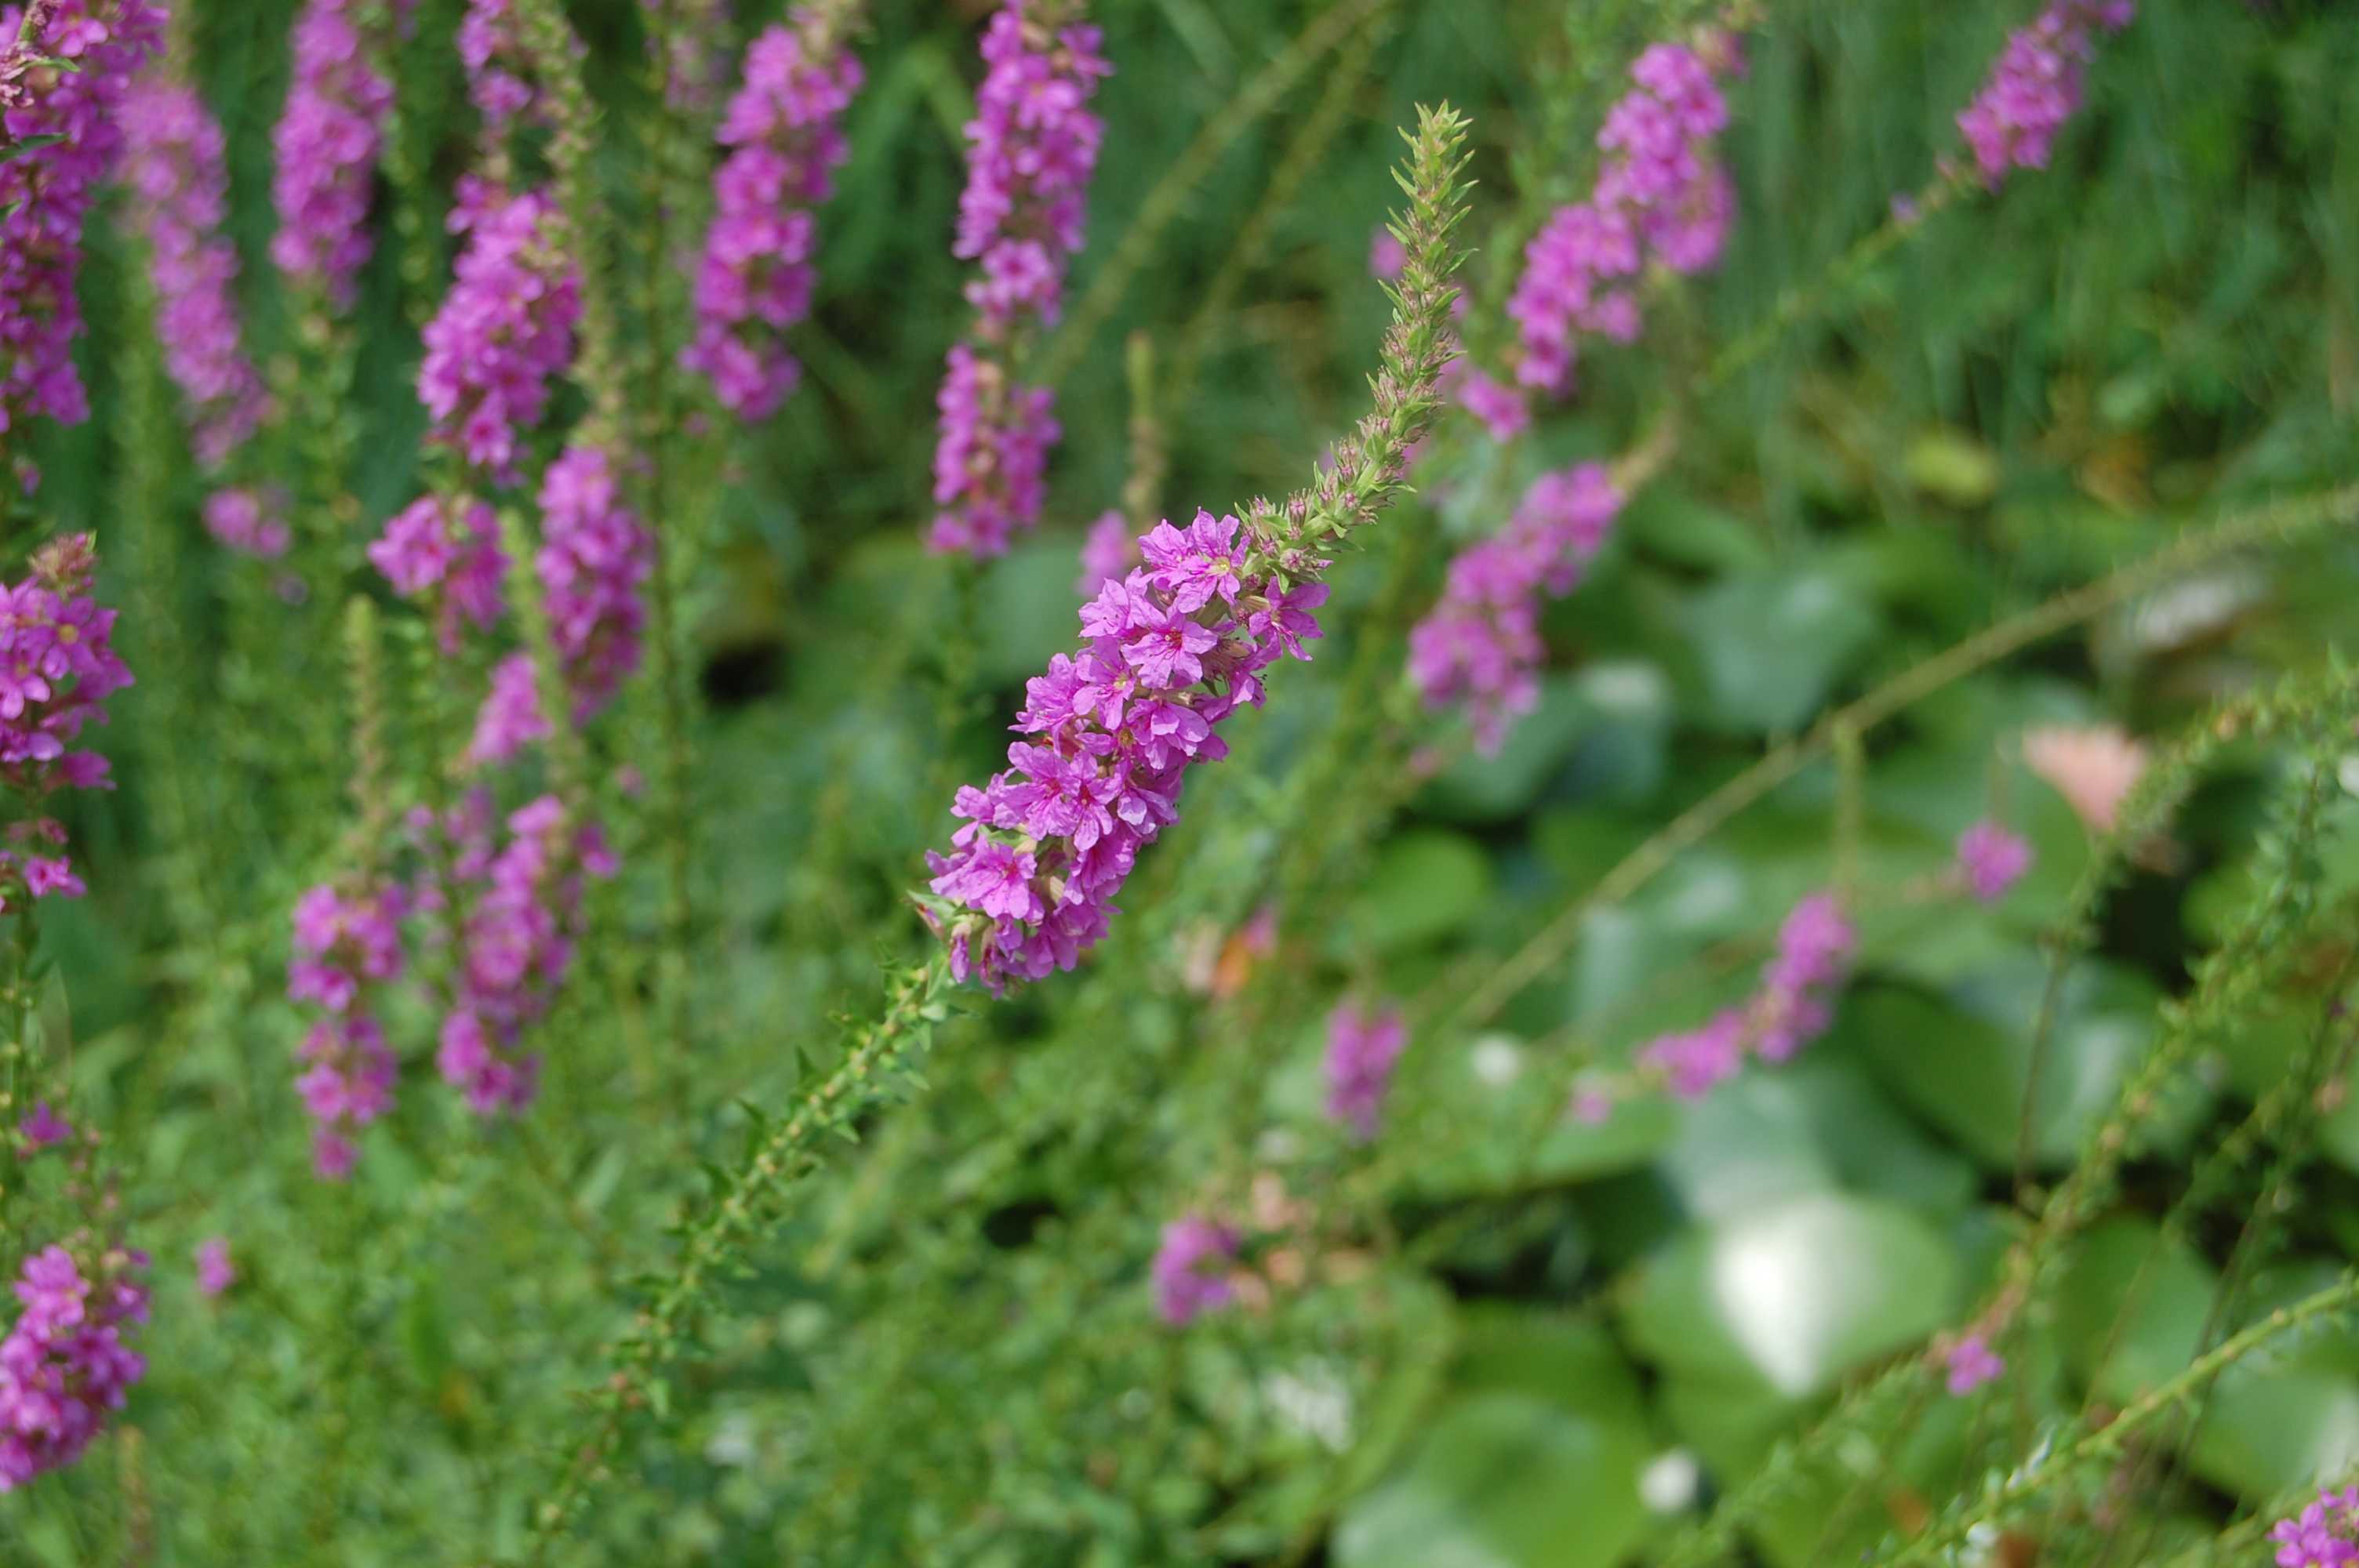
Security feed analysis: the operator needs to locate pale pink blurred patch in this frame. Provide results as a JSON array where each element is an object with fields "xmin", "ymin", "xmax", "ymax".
[{"xmin": 2023, "ymin": 723, "xmax": 2149, "ymax": 834}]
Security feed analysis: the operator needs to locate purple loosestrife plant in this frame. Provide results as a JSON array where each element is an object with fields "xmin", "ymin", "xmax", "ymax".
[
  {"xmin": 683, "ymin": 8, "xmax": 863, "ymax": 421},
  {"xmin": 926, "ymin": 0, "xmax": 1110, "ymax": 557},
  {"xmin": 267, "ymin": 0, "xmax": 398, "ymax": 310},
  {"xmin": 1323, "ymin": 1001, "xmax": 1408, "ymax": 1142},
  {"xmin": 1955, "ymin": 818, "xmax": 2034, "ymax": 902},
  {"xmin": 0, "ymin": 1240, "xmax": 148, "ymax": 1490},
  {"xmin": 200, "ymin": 488, "xmax": 293, "ymax": 560},
  {"xmin": 456, "ymin": 0, "xmax": 543, "ymax": 136},
  {"xmin": 287, "ymin": 880, "xmax": 407, "ymax": 1177},
  {"xmin": 1956, "ymin": 2, "xmax": 2134, "ymax": 187},
  {"xmin": 1406, "ymin": 463, "xmax": 1622, "ymax": 752},
  {"xmin": 368, "ymin": 494, "xmax": 508, "ymax": 655},
  {"xmin": 533, "ymin": 444, "xmax": 654, "ymax": 716},
  {"xmin": 0, "ymin": 535, "xmax": 134, "ymax": 908},
  {"xmin": 917, "ymin": 106, "xmax": 1472, "ymax": 992},
  {"xmin": 1504, "ymin": 32, "xmax": 1743, "ymax": 401},
  {"xmin": 0, "ymin": 0, "xmax": 165, "ymax": 470},
  {"xmin": 192, "ymin": 1237, "xmax": 234, "ymax": 1298},
  {"xmin": 118, "ymin": 67, "xmax": 269, "ymax": 473},
  {"xmin": 416, "ymin": 180, "xmax": 583, "ymax": 485}
]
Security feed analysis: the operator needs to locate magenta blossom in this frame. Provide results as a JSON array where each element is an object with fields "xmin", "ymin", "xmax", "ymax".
[
  {"xmin": 0, "ymin": 1243, "xmax": 148, "ymax": 1489},
  {"xmin": 1151, "ymin": 1214, "xmax": 1237, "ymax": 1327},
  {"xmin": 416, "ymin": 180, "xmax": 583, "ymax": 484},
  {"xmin": 194, "ymin": 1238, "xmax": 235, "ymax": 1298},
  {"xmin": 1955, "ymin": 819, "xmax": 2034, "ymax": 902},
  {"xmin": 1957, "ymin": 2, "xmax": 2135, "ymax": 188},
  {"xmin": 1943, "ymin": 1334, "xmax": 2004, "ymax": 1396},
  {"xmin": 1324, "ymin": 1001, "xmax": 1408, "ymax": 1142},
  {"xmin": 267, "ymin": 0, "xmax": 398, "ymax": 308}
]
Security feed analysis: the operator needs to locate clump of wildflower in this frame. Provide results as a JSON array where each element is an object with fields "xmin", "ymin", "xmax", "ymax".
[
  {"xmin": 369, "ymin": 494, "xmax": 507, "ymax": 653},
  {"xmin": 1407, "ymin": 463, "xmax": 1623, "ymax": 751},
  {"xmin": 193, "ymin": 1237, "xmax": 234, "ymax": 1298},
  {"xmin": 434, "ymin": 793, "xmax": 615, "ymax": 1117},
  {"xmin": 417, "ymin": 179, "xmax": 583, "ymax": 485},
  {"xmin": 920, "ymin": 508, "xmax": 1325, "ymax": 992},
  {"xmin": 1151, "ymin": 1214, "xmax": 1237, "ymax": 1327},
  {"xmin": 2271, "ymin": 1486, "xmax": 2359, "ymax": 1568},
  {"xmin": 0, "ymin": 1242, "xmax": 148, "ymax": 1490},
  {"xmin": 456, "ymin": 0, "xmax": 540, "ymax": 135},
  {"xmin": 1955, "ymin": 818, "xmax": 2034, "ymax": 902},
  {"xmin": 1601, "ymin": 891, "xmax": 1856, "ymax": 1108},
  {"xmin": 683, "ymin": 11, "xmax": 863, "ymax": 420},
  {"xmin": 288, "ymin": 881, "xmax": 407, "ymax": 1178},
  {"xmin": 1324, "ymin": 1001, "xmax": 1408, "ymax": 1142},
  {"xmin": 1075, "ymin": 508, "xmax": 1136, "ymax": 594},
  {"xmin": 0, "ymin": 1, "xmax": 167, "ymax": 452},
  {"xmin": 0, "ymin": 535, "xmax": 134, "ymax": 906},
  {"xmin": 267, "ymin": 0, "xmax": 398, "ymax": 308},
  {"xmin": 926, "ymin": 0, "xmax": 1110, "ymax": 557},
  {"xmin": 1942, "ymin": 1333, "xmax": 2004, "ymax": 1395},
  {"xmin": 1957, "ymin": 2, "xmax": 2135, "ymax": 188},
  {"xmin": 468, "ymin": 652, "xmax": 547, "ymax": 767},
  {"xmin": 201, "ymin": 488, "xmax": 292, "ymax": 560},
  {"xmin": 1507, "ymin": 34, "xmax": 1743, "ymax": 397},
  {"xmin": 119, "ymin": 71, "xmax": 269, "ymax": 471}
]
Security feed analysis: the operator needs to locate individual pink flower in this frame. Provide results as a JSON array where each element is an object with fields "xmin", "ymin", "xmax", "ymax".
[
  {"xmin": 2270, "ymin": 1485, "xmax": 2359, "ymax": 1568},
  {"xmin": 16, "ymin": 1102, "xmax": 68, "ymax": 1149},
  {"xmin": 1943, "ymin": 1334, "xmax": 2004, "ymax": 1396},
  {"xmin": 1324, "ymin": 1001, "xmax": 1408, "ymax": 1142},
  {"xmin": 1151, "ymin": 1214, "xmax": 1237, "ymax": 1327}
]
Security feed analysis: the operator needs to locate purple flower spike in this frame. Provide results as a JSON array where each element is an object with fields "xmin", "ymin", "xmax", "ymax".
[
  {"xmin": 1957, "ymin": 2, "xmax": 2135, "ymax": 189},
  {"xmin": 1324, "ymin": 1001, "xmax": 1409, "ymax": 1142},
  {"xmin": 267, "ymin": 0, "xmax": 398, "ymax": 309},
  {"xmin": 1151, "ymin": 1214, "xmax": 1237, "ymax": 1327}
]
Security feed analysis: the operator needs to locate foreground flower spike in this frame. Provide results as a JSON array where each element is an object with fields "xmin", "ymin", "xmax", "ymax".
[
  {"xmin": 1955, "ymin": 818, "xmax": 2034, "ymax": 902},
  {"xmin": 434, "ymin": 792, "xmax": 615, "ymax": 1117},
  {"xmin": 287, "ymin": 880, "xmax": 407, "ymax": 1178},
  {"xmin": 920, "ymin": 104, "xmax": 1473, "ymax": 989},
  {"xmin": 1151, "ymin": 1214, "xmax": 1238, "ymax": 1327},
  {"xmin": 0, "ymin": 535, "xmax": 134, "ymax": 907},
  {"xmin": 1324, "ymin": 1001, "xmax": 1408, "ymax": 1142},
  {"xmin": 267, "ymin": 0, "xmax": 398, "ymax": 309},
  {"xmin": 925, "ymin": 0, "xmax": 1110, "ymax": 557},
  {"xmin": 0, "ymin": 0, "xmax": 166, "ymax": 456},
  {"xmin": 0, "ymin": 1242, "xmax": 148, "ymax": 1490},
  {"xmin": 1408, "ymin": 463, "xmax": 1623, "ymax": 752},
  {"xmin": 1507, "ymin": 32, "xmax": 1743, "ymax": 399},
  {"xmin": 684, "ymin": 6, "xmax": 864, "ymax": 420},
  {"xmin": 1957, "ymin": 2, "xmax": 2134, "ymax": 188},
  {"xmin": 2272, "ymin": 1486, "xmax": 2359, "ymax": 1568},
  {"xmin": 416, "ymin": 180, "xmax": 584, "ymax": 484},
  {"xmin": 120, "ymin": 67, "xmax": 270, "ymax": 472}
]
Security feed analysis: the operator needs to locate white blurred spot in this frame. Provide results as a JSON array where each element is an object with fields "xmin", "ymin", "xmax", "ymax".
[
  {"xmin": 1470, "ymin": 1036, "xmax": 1525, "ymax": 1086},
  {"xmin": 1640, "ymin": 1448, "xmax": 1700, "ymax": 1513}
]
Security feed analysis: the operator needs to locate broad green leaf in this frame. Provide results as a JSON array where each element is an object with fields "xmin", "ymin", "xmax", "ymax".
[
  {"xmin": 1343, "ymin": 830, "xmax": 1496, "ymax": 955},
  {"xmin": 1334, "ymin": 1392, "xmax": 1647, "ymax": 1568},
  {"xmin": 1621, "ymin": 1192, "xmax": 1956, "ymax": 1398},
  {"xmin": 1681, "ymin": 567, "xmax": 1881, "ymax": 734}
]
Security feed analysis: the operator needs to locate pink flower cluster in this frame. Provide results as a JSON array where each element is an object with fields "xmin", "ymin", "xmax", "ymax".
[
  {"xmin": 1942, "ymin": 1333, "xmax": 2003, "ymax": 1396},
  {"xmin": 432, "ymin": 791, "xmax": 613, "ymax": 1116},
  {"xmin": 1324, "ymin": 1001, "xmax": 1408, "ymax": 1142},
  {"xmin": 194, "ymin": 1237, "xmax": 235, "ymax": 1299},
  {"xmin": 1150, "ymin": 1215, "xmax": 1236, "ymax": 1327},
  {"xmin": 288, "ymin": 880, "xmax": 407, "ymax": 1178},
  {"xmin": 201, "ymin": 488, "xmax": 293, "ymax": 560},
  {"xmin": 1570, "ymin": 892, "xmax": 1857, "ymax": 1122},
  {"xmin": 953, "ymin": 2, "xmax": 1109, "ymax": 331},
  {"xmin": 0, "ymin": 536, "xmax": 133, "ymax": 906},
  {"xmin": 1407, "ymin": 463, "xmax": 1623, "ymax": 752},
  {"xmin": 0, "ymin": 1243, "xmax": 147, "ymax": 1490},
  {"xmin": 1957, "ymin": 2, "xmax": 2134, "ymax": 188},
  {"xmin": 0, "ymin": 1, "xmax": 166, "ymax": 452},
  {"xmin": 1955, "ymin": 819, "xmax": 2033, "ymax": 902},
  {"xmin": 1075, "ymin": 508, "xmax": 1138, "ymax": 594},
  {"xmin": 268, "ymin": 0, "xmax": 398, "ymax": 308},
  {"xmin": 119, "ymin": 73, "xmax": 269, "ymax": 472},
  {"xmin": 683, "ymin": 13, "xmax": 863, "ymax": 420},
  {"xmin": 456, "ymin": 0, "xmax": 539, "ymax": 133},
  {"xmin": 926, "ymin": 1, "xmax": 1110, "ymax": 557},
  {"xmin": 533, "ymin": 445, "xmax": 652, "ymax": 713},
  {"xmin": 929, "ymin": 344, "xmax": 1060, "ymax": 557},
  {"xmin": 2273, "ymin": 1486, "xmax": 2359, "ymax": 1568},
  {"xmin": 417, "ymin": 179, "xmax": 583, "ymax": 485},
  {"xmin": 369, "ymin": 493, "xmax": 507, "ymax": 653},
  {"xmin": 1506, "ymin": 35, "xmax": 1742, "ymax": 401},
  {"xmin": 923, "ymin": 510, "xmax": 1325, "ymax": 991}
]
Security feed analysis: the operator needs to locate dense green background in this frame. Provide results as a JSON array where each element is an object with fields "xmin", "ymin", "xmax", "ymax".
[{"xmin": 9, "ymin": 0, "xmax": 2359, "ymax": 1563}]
